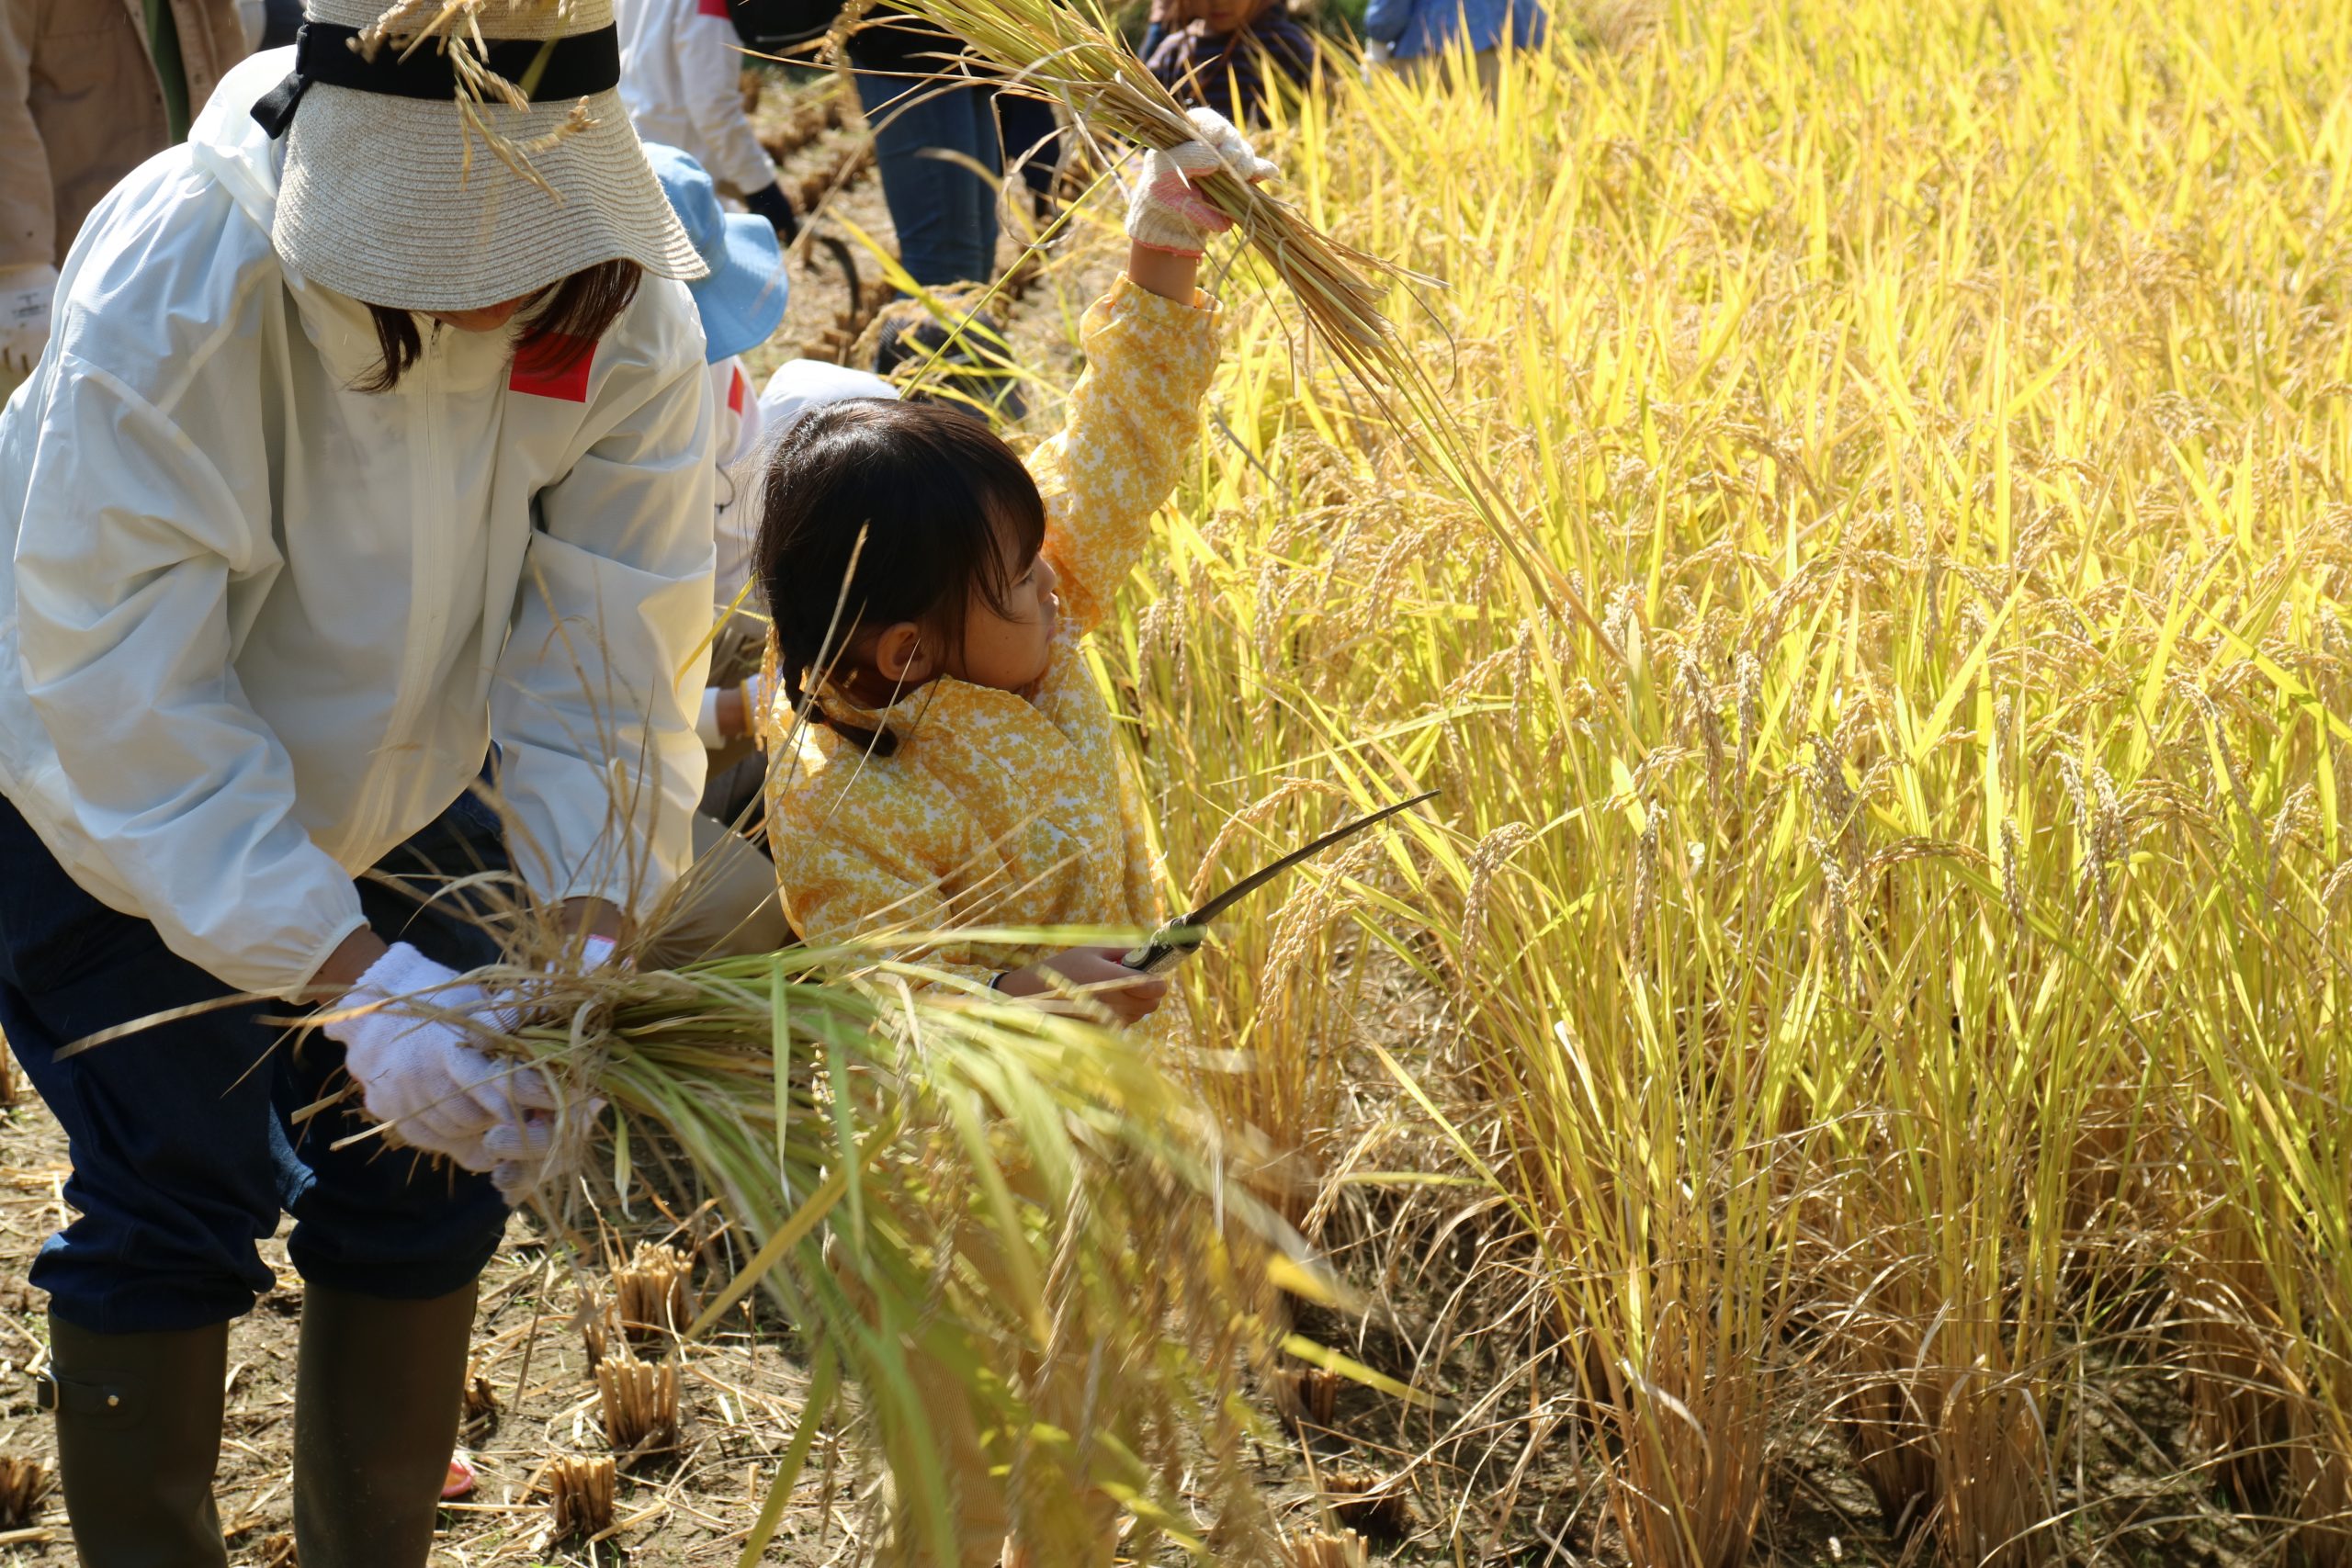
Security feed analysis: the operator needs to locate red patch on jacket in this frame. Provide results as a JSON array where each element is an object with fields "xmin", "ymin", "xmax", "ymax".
[
  {"xmin": 728, "ymin": 364, "xmax": 748, "ymax": 415},
  {"xmin": 509, "ymin": 334, "xmax": 595, "ymax": 402},
  {"xmin": 697, "ymin": 0, "xmax": 730, "ymax": 17}
]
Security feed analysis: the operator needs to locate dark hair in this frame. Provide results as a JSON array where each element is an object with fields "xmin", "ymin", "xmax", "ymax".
[
  {"xmin": 753, "ymin": 399, "xmax": 1048, "ymax": 757},
  {"xmin": 356, "ymin": 258, "xmax": 644, "ymax": 393}
]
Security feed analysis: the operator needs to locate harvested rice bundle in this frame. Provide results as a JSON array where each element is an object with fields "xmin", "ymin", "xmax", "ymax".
[
  {"xmin": 475, "ymin": 942, "xmax": 1303, "ymax": 1564},
  {"xmin": 872, "ymin": 0, "xmax": 1617, "ymax": 657}
]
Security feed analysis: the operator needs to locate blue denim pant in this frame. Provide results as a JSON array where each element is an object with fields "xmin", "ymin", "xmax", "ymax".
[
  {"xmin": 995, "ymin": 94, "xmax": 1063, "ymax": 222},
  {"xmin": 850, "ymin": 51, "xmax": 1004, "ymax": 288},
  {"xmin": 0, "ymin": 790, "xmax": 514, "ymax": 1335}
]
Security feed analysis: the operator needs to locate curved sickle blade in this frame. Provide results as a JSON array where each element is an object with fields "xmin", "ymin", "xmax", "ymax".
[{"xmin": 1123, "ymin": 788, "xmax": 1440, "ymax": 971}]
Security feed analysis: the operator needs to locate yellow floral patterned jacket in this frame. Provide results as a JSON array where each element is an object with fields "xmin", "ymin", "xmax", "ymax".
[{"xmin": 763, "ymin": 277, "xmax": 1219, "ymax": 986}]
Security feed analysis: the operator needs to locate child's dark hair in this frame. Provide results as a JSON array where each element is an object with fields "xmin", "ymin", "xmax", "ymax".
[{"xmin": 754, "ymin": 399, "xmax": 1048, "ymax": 757}]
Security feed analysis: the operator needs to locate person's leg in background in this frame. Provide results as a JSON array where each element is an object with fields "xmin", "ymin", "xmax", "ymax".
[
  {"xmin": 849, "ymin": 31, "xmax": 1005, "ymax": 288},
  {"xmin": 995, "ymin": 93, "xmax": 1063, "ymax": 229},
  {"xmin": 1471, "ymin": 46, "xmax": 1501, "ymax": 100}
]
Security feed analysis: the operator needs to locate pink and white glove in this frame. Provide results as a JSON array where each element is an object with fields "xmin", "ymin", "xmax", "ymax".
[
  {"xmin": 1125, "ymin": 107, "xmax": 1281, "ymax": 257},
  {"xmin": 323, "ymin": 942, "xmax": 560, "ymax": 1177}
]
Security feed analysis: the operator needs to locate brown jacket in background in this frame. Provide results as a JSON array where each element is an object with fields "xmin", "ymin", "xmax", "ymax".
[{"xmin": 2, "ymin": 0, "xmax": 251, "ymax": 270}]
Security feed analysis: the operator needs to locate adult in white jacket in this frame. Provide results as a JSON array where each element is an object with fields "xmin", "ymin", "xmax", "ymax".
[
  {"xmin": 0, "ymin": 3, "xmax": 714, "ymax": 1563},
  {"xmin": 616, "ymin": 0, "xmax": 801, "ymax": 238}
]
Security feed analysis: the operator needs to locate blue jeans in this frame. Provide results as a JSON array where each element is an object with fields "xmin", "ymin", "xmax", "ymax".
[
  {"xmin": 850, "ymin": 47, "xmax": 1004, "ymax": 288},
  {"xmin": 0, "ymin": 790, "xmax": 514, "ymax": 1335},
  {"xmin": 996, "ymin": 94, "xmax": 1062, "ymax": 221}
]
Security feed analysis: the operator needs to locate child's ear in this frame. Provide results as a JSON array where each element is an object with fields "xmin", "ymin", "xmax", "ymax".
[{"xmin": 871, "ymin": 622, "xmax": 934, "ymax": 685}]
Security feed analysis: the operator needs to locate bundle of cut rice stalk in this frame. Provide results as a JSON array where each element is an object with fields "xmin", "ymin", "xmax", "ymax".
[
  {"xmin": 864, "ymin": 0, "xmax": 1621, "ymax": 663},
  {"xmin": 479, "ymin": 939, "xmax": 1302, "ymax": 1565}
]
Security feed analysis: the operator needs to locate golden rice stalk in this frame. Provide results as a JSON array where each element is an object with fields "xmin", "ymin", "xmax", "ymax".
[
  {"xmin": 447, "ymin": 942, "xmax": 1301, "ymax": 1566},
  {"xmin": 1280, "ymin": 1529, "xmax": 1370, "ymax": 1568},
  {"xmin": 1321, "ymin": 1471, "xmax": 1413, "ymax": 1540},
  {"xmin": 0, "ymin": 1454, "xmax": 50, "ymax": 1528},
  {"xmin": 611, "ymin": 1242, "xmax": 696, "ymax": 1340},
  {"xmin": 596, "ymin": 1352, "xmax": 682, "ymax": 1454},
  {"xmin": 872, "ymin": 0, "xmax": 1618, "ymax": 661},
  {"xmin": 1270, "ymin": 1362, "xmax": 1341, "ymax": 1429},
  {"xmin": 460, "ymin": 1358, "xmax": 501, "ymax": 1427},
  {"xmin": 546, "ymin": 1453, "xmax": 617, "ymax": 1540},
  {"xmin": 580, "ymin": 1299, "xmax": 610, "ymax": 1371}
]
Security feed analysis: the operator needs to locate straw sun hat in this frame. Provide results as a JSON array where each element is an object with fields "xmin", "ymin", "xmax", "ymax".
[{"xmin": 255, "ymin": 0, "xmax": 706, "ymax": 311}]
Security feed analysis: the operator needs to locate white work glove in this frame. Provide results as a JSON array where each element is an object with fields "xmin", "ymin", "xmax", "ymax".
[
  {"xmin": 323, "ymin": 942, "xmax": 560, "ymax": 1177},
  {"xmin": 1125, "ymin": 107, "xmax": 1281, "ymax": 257},
  {"xmin": 0, "ymin": 265, "xmax": 57, "ymax": 377},
  {"xmin": 491, "ymin": 932, "xmax": 616, "ymax": 1202},
  {"xmin": 695, "ymin": 672, "xmax": 770, "ymax": 749}
]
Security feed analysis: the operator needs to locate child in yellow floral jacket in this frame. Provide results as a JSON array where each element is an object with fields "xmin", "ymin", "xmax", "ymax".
[{"xmin": 755, "ymin": 109, "xmax": 1278, "ymax": 1030}]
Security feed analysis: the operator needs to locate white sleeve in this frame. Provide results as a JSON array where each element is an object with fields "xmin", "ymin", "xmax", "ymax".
[
  {"xmin": 492, "ymin": 337, "xmax": 717, "ymax": 918},
  {"xmin": 11, "ymin": 355, "xmax": 368, "ymax": 996},
  {"xmin": 679, "ymin": 6, "xmax": 779, "ymax": 193}
]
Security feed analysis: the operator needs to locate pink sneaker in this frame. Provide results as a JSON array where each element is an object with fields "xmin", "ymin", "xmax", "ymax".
[{"xmin": 442, "ymin": 1452, "xmax": 478, "ymax": 1501}]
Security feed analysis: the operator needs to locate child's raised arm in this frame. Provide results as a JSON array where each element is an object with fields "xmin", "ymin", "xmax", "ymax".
[{"xmin": 1024, "ymin": 111, "xmax": 1280, "ymax": 634}]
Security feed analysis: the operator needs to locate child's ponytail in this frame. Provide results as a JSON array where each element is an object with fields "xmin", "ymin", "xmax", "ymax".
[{"xmin": 778, "ymin": 659, "xmax": 899, "ymax": 759}]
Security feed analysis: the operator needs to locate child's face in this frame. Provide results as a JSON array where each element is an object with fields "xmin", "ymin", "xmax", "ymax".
[
  {"xmin": 1199, "ymin": 0, "xmax": 1263, "ymax": 32},
  {"xmin": 943, "ymin": 546, "xmax": 1060, "ymax": 694}
]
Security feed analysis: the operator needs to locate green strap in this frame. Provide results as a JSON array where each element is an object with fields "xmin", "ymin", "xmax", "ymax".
[{"xmin": 142, "ymin": 0, "xmax": 192, "ymax": 142}]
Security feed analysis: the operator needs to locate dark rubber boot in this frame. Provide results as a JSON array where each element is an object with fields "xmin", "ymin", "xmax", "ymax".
[
  {"xmin": 292, "ymin": 1281, "xmax": 478, "ymax": 1568},
  {"xmin": 42, "ymin": 1312, "xmax": 231, "ymax": 1568}
]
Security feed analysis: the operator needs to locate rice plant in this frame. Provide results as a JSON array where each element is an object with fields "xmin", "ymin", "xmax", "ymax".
[
  {"xmin": 1005, "ymin": 0, "xmax": 2352, "ymax": 1556},
  {"xmin": 461, "ymin": 946, "xmax": 1306, "ymax": 1564}
]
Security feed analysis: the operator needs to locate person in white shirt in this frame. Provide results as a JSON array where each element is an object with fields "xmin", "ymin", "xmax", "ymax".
[
  {"xmin": 0, "ymin": 5, "xmax": 713, "ymax": 1563},
  {"xmin": 616, "ymin": 0, "xmax": 801, "ymax": 238},
  {"xmin": 634, "ymin": 141, "xmax": 804, "ymax": 964}
]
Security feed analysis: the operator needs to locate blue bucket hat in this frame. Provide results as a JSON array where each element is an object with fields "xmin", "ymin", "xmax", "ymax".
[{"xmin": 644, "ymin": 142, "xmax": 787, "ymax": 364}]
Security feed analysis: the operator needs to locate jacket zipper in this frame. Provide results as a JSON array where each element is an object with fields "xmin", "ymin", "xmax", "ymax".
[{"xmin": 346, "ymin": 333, "xmax": 457, "ymax": 858}]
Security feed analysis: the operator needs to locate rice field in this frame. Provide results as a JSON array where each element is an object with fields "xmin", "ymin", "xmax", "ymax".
[
  {"xmin": 1017, "ymin": 0, "xmax": 2352, "ymax": 1559},
  {"xmin": 5, "ymin": 1, "xmax": 2347, "ymax": 1562}
]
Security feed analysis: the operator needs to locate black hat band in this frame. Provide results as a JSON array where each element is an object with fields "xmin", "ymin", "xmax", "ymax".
[{"xmin": 253, "ymin": 21, "xmax": 623, "ymax": 139}]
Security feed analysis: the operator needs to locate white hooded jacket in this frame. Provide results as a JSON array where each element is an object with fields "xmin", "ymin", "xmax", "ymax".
[
  {"xmin": 0, "ymin": 51, "xmax": 717, "ymax": 998},
  {"xmin": 616, "ymin": 0, "xmax": 777, "ymax": 197}
]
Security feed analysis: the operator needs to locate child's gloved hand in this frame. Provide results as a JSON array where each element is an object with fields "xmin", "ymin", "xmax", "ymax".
[
  {"xmin": 1125, "ymin": 107, "xmax": 1282, "ymax": 258},
  {"xmin": 994, "ymin": 946, "xmax": 1170, "ymax": 1025}
]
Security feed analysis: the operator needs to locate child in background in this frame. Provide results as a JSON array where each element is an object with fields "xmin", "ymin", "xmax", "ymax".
[
  {"xmin": 1147, "ymin": 0, "xmax": 1319, "ymax": 128},
  {"xmin": 757, "ymin": 108, "xmax": 1276, "ymax": 1029},
  {"xmin": 616, "ymin": 0, "xmax": 805, "ymax": 240},
  {"xmin": 700, "ymin": 355, "xmax": 900, "ymax": 828},
  {"xmin": 1363, "ymin": 0, "xmax": 1546, "ymax": 98},
  {"xmin": 638, "ymin": 143, "xmax": 797, "ymax": 964}
]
